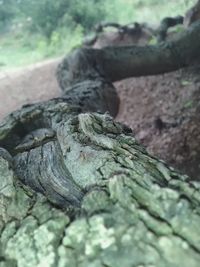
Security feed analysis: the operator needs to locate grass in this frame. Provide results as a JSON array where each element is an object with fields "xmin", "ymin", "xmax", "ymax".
[
  {"xmin": 0, "ymin": 0, "xmax": 197, "ymax": 70},
  {"xmin": 0, "ymin": 25, "xmax": 84, "ymax": 70},
  {"xmin": 0, "ymin": 43, "xmax": 45, "ymax": 70}
]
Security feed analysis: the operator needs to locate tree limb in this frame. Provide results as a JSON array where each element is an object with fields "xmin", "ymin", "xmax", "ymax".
[
  {"xmin": 1, "ymin": 15, "xmax": 200, "ymax": 267},
  {"xmin": 156, "ymin": 15, "xmax": 183, "ymax": 42},
  {"xmin": 58, "ymin": 21, "xmax": 200, "ymax": 87}
]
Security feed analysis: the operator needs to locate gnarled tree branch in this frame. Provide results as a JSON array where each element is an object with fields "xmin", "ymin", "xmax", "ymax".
[{"xmin": 1, "ymin": 16, "xmax": 200, "ymax": 267}]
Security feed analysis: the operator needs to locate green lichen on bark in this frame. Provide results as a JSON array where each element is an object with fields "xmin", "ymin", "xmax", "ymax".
[
  {"xmin": 1, "ymin": 112, "xmax": 200, "ymax": 266},
  {"xmin": 1, "ymin": 19, "xmax": 200, "ymax": 267}
]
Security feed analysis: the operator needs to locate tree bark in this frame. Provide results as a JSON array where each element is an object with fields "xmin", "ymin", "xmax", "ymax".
[
  {"xmin": 156, "ymin": 15, "xmax": 183, "ymax": 42},
  {"xmin": 1, "ymin": 21, "xmax": 200, "ymax": 267},
  {"xmin": 58, "ymin": 21, "xmax": 200, "ymax": 88}
]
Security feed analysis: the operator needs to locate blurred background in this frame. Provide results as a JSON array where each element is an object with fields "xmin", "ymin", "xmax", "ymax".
[{"xmin": 0, "ymin": 0, "xmax": 196, "ymax": 70}]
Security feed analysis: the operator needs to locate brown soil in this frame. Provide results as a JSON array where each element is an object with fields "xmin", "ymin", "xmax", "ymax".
[
  {"xmin": 0, "ymin": 59, "xmax": 200, "ymax": 180},
  {"xmin": 0, "ymin": 58, "xmax": 61, "ymax": 118},
  {"xmin": 116, "ymin": 65, "xmax": 200, "ymax": 180}
]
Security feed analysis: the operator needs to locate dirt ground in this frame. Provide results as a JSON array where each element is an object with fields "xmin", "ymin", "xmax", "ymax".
[
  {"xmin": 0, "ymin": 58, "xmax": 61, "ymax": 118},
  {"xmin": 0, "ymin": 58, "xmax": 200, "ymax": 180},
  {"xmin": 116, "ymin": 65, "xmax": 200, "ymax": 180}
]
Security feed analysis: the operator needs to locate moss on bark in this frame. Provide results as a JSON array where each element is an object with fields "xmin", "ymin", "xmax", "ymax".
[{"xmin": 1, "ymin": 19, "xmax": 200, "ymax": 267}]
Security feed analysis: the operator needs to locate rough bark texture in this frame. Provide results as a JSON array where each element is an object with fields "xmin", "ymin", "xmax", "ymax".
[
  {"xmin": 156, "ymin": 15, "xmax": 183, "ymax": 42},
  {"xmin": 1, "ymin": 21, "xmax": 200, "ymax": 267},
  {"xmin": 58, "ymin": 21, "xmax": 200, "ymax": 87}
]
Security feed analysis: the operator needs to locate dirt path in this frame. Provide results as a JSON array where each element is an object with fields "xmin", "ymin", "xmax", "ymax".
[
  {"xmin": 0, "ymin": 58, "xmax": 200, "ymax": 180},
  {"xmin": 0, "ymin": 58, "xmax": 61, "ymax": 119}
]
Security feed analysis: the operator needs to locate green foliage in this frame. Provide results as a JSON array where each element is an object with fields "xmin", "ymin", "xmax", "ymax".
[
  {"xmin": 104, "ymin": 0, "xmax": 197, "ymax": 25},
  {"xmin": 19, "ymin": 0, "xmax": 72, "ymax": 38},
  {"xmin": 68, "ymin": 0, "xmax": 106, "ymax": 31},
  {"xmin": 0, "ymin": 0, "xmax": 19, "ymax": 32},
  {"xmin": 37, "ymin": 25, "xmax": 84, "ymax": 57},
  {"xmin": 0, "ymin": 0, "xmax": 198, "ymax": 69},
  {"xmin": 18, "ymin": 0, "xmax": 106, "ymax": 39}
]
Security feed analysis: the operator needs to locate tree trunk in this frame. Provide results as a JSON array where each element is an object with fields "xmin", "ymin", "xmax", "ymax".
[{"xmin": 1, "ymin": 21, "xmax": 200, "ymax": 267}]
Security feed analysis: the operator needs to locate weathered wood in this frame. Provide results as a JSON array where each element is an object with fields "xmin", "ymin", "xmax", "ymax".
[
  {"xmin": 58, "ymin": 21, "xmax": 200, "ymax": 87},
  {"xmin": 156, "ymin": 15, "xmax": 183, "ymax": 42},
  {"xmin": 1, "ymin": 17, "xmax": 200, "ymax": 267},
  {"xmin": 1, "ymin": 109, "xmax": 200, "ymax": 266}
]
